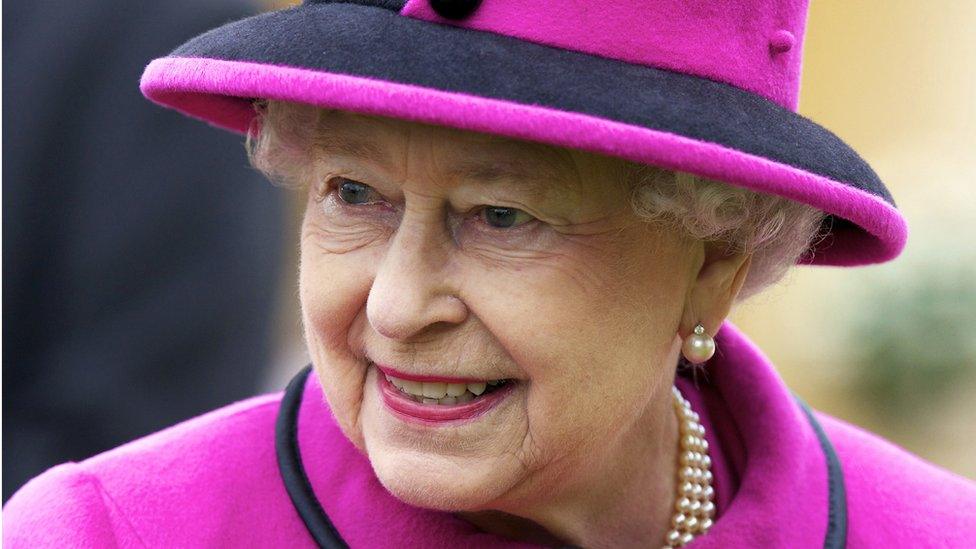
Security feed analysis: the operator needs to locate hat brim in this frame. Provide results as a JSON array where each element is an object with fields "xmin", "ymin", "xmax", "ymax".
[{"xmin": 140, "ymin": 2, "xmax": 907, "ymax": 266}]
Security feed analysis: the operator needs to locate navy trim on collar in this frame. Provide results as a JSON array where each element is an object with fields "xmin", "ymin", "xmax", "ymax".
[
  {"xmin": 276, "ymin": 365, "xmax": 348, "ymax": 549},
  {"xmin": 792, "ymin": 392, "xmax": 849, "ymax": 549}
]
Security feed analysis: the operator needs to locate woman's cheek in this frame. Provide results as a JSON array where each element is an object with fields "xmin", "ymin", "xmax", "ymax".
[
  {"xmin": 301, "ymin": 198, "xmax": 393, "ymax": 256},
  {"xmin": 455, "ymin": 221, "xmax": 569, "ymax": 270},
  {"xmin": 299, "ymin": 214, "xmax": 388, "ymax": 450}
]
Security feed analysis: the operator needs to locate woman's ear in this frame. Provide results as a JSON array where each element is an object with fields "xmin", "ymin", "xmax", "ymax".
[{"xmin": 679, "ymin": 241, "xmax": 753, "ymax": 339}]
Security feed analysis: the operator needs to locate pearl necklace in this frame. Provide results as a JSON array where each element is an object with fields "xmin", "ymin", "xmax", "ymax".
[{"xmin": 664, "ymin": 385, "xmax": 716, "ymax": 548}]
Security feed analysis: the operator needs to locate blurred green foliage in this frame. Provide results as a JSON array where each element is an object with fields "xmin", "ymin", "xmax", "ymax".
[{"xmin": 849, "ymin": 261, "xmax": 976, "ymax": 421}]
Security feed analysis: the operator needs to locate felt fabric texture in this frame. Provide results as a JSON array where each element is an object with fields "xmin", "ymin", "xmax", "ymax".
[
  {"xmin": 142, "ymin": 56, "xmax": 907, "ymax": 267},
  {"xmin": 306, "ymin": 0, "xmax": 407, "ymax": 9},
  {"xmin": 138, "ymin": 1, "xmax": 909, "ymax": 267},
  {"xmin": 149, "ymin": 2, "xmax": 894, "ymax": 210},
  {"xmin": 5, "ymin": 321, "xmax": 975, "ymax": 547},
  {"xmin": 401, "ymin": 0, "xmax": 808, "ymax": 110},
  {"xmin": 151, "ymin": 2, "xmax": 889, "ymax": 207}
]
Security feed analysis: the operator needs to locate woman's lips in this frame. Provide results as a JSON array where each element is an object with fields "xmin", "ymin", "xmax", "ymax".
[
  {"xmin": 376, "ymin": 368, "xmax": 516, "ymax": 424},
  {"xmin": 373, "ymin": 363, "xmax": 493, "ymax": 384}
]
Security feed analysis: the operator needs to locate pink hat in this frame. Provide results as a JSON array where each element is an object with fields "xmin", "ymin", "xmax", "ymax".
[{"xmin": 140, "ymin": 0, "xmax": 908, "ymax": 266}]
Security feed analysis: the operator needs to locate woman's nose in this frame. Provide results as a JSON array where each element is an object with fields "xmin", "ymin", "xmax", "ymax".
[{"xmin": 366, "ymin": 214, "xmax": 468, "ymax": 341}]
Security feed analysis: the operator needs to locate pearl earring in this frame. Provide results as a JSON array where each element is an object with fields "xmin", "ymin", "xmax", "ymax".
[{"xmin": 682, "ymin": 323, "xmax": 716, "ymax": 364}]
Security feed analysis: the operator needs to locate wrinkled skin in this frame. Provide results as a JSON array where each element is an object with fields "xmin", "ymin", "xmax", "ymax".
[{"xmin": 297, "ymin": 109, "xmax": 752, "ymax": 548}]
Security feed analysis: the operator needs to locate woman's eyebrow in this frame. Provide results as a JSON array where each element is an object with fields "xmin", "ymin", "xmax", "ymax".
[
  {"xmin": 450, "ymin": 153, "xmax": 574, "ymax": 185},
  {"xmin": 449, "ymin": 159, "xmax": 538, "ymax": 181},
  {"xmin": 448, "ymin": 159, "xmax": 566, "ymax": 201},
  {"xmin": 316, "ymin": 132, "xmax": 568, "ymax": 199},
  {"xmin": 316, "ymin": 133, "xmax": 394, "ymax": 167}
]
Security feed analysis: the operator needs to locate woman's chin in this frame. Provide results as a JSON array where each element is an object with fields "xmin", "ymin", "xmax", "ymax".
[
  {"xmin": 356, "ymin": 367, "xmax": 529, "ymax": 510},
  {"xmin": 367, "ymin": 450, "xmax": 514, "ymax": 511}
]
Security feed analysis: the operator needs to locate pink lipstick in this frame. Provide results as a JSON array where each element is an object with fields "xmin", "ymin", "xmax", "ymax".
[{"xmin": 375, "ymin": 368, "xmax": 516, "ymax": 424}]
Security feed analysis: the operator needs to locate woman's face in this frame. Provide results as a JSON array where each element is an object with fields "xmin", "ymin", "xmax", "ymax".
[{"xmin": 299, "ymin": 110, "xmax": 701, "ymax": 512}]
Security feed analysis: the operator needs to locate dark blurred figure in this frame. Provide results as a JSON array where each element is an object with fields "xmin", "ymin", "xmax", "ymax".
[{"xmin": 3, "ymin": 0, "xmax": 284, "ymax": 500}]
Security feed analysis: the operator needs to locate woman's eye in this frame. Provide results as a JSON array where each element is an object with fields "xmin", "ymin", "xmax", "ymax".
[
  {"xmin": 481, "ymin": 206, "xmax": 535, "ymax": 229},
  {"xmin": 324, "ymin": 178, "xmax": 534, "ymax": 230},
  {"xmin": 335, "ymin": 178, "xmax": 381, "ymax": 205}
]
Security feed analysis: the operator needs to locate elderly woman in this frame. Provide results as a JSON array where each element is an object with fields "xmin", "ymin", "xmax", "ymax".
[{"xmin": 5, "ymin": 0, "xmax": 976, "ymax": 547}]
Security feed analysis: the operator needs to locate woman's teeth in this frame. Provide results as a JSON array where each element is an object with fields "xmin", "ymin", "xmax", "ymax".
[{"xmin": 385, "ymin": 375, "xmax": 506, "ymax": 405}]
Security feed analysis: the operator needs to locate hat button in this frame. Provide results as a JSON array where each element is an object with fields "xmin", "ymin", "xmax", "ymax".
[
  {"xmin": 769, "ymin": 30, "xmax": 795, "ymax": 54},
  {"xmin": 430, "ymin": 0, "xmax": 482, "ymax": 20}
]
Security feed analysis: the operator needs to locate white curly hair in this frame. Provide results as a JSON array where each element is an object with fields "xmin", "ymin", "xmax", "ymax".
[{"xmin": 246, "ymin": 99, "xmax": 828, "ymax": 302}]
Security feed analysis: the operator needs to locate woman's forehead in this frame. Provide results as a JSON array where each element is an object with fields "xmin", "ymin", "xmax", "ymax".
[{"xmin": 314, "ymin": 108, "xmax": 619, "ymax": 183}]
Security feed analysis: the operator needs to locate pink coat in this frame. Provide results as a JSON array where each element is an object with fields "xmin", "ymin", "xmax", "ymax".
[{"xmin": 5, "ymin": 321, "xmax": 976, "ymax": 547}]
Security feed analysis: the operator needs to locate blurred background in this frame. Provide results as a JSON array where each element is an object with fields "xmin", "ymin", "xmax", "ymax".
[
  {"xmin": 3, "ymin": 0, "xmax": 974, "ymax": 502},
  {"xmin": 732, "ymin": 2, "xmax": 976, "ymax": 479},
  {"xmin": 2, "ymin": 0, "xmax": 286, "ymax": 501}
]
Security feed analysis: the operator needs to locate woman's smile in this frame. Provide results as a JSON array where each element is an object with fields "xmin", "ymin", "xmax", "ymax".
[{"xmin": 372, "ymin": 362, "xmax": 519, "ymax": 425}]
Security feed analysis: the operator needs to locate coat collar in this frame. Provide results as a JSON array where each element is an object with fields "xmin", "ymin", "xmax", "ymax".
[
  {"xmin": 673, "ymin": 320, "xmax": 839, "ymax": 547},
  {"xmin": 286, "ymin": 320, "xmax": 839, "ymax": 547}
]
